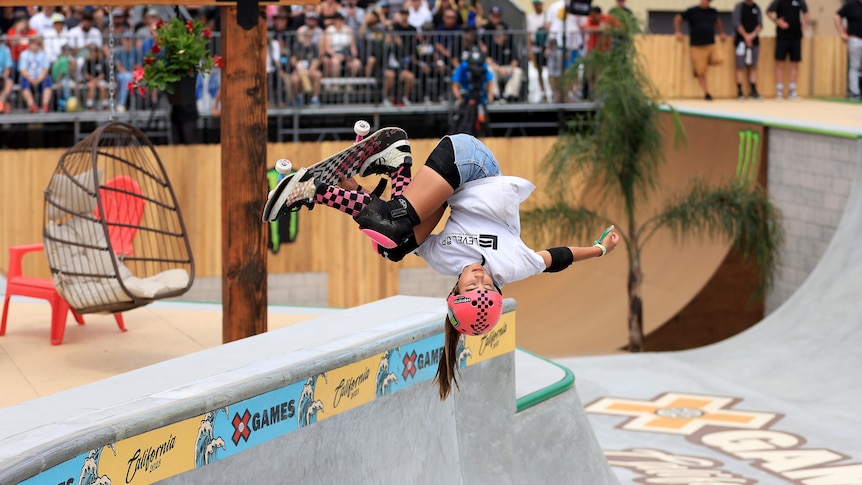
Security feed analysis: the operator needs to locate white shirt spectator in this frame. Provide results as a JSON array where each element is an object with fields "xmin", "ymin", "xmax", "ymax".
[
  {"xmin": 67, "ymin": 23, "xmax": 103, "ymax": 51},
  {"xmin": 526, "ymin": 7, "xmax": 549, "ymax": 43},
  {"xmin": 43, "ymin": 25, "xmax": 69, "ymax": 63},
  {"xmin": 29, "ymin": 9, "xmax": 55, "ymax": 36},
  {"xmin": 547, "ymin": 0, "xmax": 583, "ymax": 51},
  {"xmin": 405, "ymin": 0, "xmax": 433, "ymax": 30},
  {"xmin": 266, "ymin": 39, "xmax": 280, "ymax": 74}
]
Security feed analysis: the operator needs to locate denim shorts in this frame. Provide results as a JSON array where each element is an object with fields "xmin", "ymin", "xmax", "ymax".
[
  {"xmin": 451, "ymin": 133, "xmax": 502, "ymax": 185},
  {"xmin": 425, "ymin": 134, "xmax": 502, "ymax": 189}
]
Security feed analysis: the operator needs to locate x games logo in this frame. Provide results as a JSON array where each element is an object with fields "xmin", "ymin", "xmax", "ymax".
[
  {"xmin": 231, "ymin": 410, "xmax": 251, "ymax": 445},
  {"xmin": 586, "ymin": 392, "xmax": 862, "ymax": 484}
]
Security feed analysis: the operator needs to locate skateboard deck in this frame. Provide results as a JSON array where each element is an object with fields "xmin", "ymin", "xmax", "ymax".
[{"xmin": 261, "ymin": 127, "xmax": 408, "ymax": 222}]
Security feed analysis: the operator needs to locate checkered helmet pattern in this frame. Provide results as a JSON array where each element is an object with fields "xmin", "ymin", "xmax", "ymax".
[{"xmin": 447, "ymin": 289, "xmax": 504, "ymax": 336}]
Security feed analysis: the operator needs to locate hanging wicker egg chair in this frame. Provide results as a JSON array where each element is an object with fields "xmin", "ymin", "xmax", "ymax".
[{"xmin": 42, "ymin": 121, "xmax": 195, "ymax": 314}]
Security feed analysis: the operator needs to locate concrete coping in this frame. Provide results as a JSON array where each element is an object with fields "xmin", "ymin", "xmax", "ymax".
[
  {"xmin": 662, "ymin": 103, "xmax": 862, "ymax": 138},
  {"xmin": 514, "ymin": 348, "xmax": 573, "ymax": 412}
]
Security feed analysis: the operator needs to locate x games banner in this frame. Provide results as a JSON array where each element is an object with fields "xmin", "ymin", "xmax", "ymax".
[{"xmin": 21, "ymin": 313, "xmax": 516, "ymax": 485}]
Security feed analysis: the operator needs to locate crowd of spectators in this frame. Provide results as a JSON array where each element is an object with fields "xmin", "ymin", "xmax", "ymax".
[
  {"xmin": 0, "ymin": 2, "xmax": 631, "ymax": 115},
  {"xmin": 0, "ymin": 5, "xmax": 222, "ymax": 114}
]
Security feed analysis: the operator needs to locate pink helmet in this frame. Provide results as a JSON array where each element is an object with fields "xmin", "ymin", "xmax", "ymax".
[{"xmin": 447, "ymin": 289, "xmax": 504, "ymax": 336}]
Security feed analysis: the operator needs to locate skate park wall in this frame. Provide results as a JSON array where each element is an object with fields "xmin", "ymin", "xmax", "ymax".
[
  {"xmin": 635, "ymin": 115, "xmax": 860, "ymax": 350},
  {"xmin": 0, "ymin": 296, "xmax": 618, "ymax": 485},
  {"xmin": 663, "ymin": 107, "xmax": 862, "ymax": 315},
  {"xmin": 0, "ymin": 138, "xmax": 548, "ymax": 308},
  {"xmin": 0, "ymin": 115, "xmax": 857, "ymax": 352}
]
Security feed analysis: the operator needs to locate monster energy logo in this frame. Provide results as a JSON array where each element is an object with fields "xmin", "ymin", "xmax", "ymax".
[{"xmin": 736, "ymin": 129, "xmax": 760, "ymax": 187}]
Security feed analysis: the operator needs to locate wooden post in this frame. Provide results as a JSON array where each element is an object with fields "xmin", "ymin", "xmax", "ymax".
[{"xmin": 221, "ymin": 5, "xmax": 268, "ymax": 342}]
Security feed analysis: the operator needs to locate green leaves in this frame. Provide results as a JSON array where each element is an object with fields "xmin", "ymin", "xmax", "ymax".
[
  {"xmin": 521, "ymin": 199, "xmax": 609, "ymax": 248},
  {"xmin": 129, "ymin": 17, "xmax": 220, "ymax": 97},
  {"xmin": 645, "ymin": 180, "xmax": 783, "ymax": 295}
]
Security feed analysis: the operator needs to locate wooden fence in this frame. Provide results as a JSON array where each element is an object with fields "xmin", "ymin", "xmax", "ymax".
[
  {"xmin": 636, "ymin": 35, "xmax": 848, "ymax": 99},
  {"xmin": 0, "ymin": 138, "xmax": 553, "ymax": 307}
]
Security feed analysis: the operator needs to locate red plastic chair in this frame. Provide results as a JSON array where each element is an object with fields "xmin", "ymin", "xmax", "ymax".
[
  {"xmin": 96, "ymin": 176, "xmax": 145, "ymax": 258},
  {"xmin": 1, "ymin": 244, "xmax": 126, "ymax": 345}
]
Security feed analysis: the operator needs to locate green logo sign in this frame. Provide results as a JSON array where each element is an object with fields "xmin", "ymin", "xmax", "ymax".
[
  {"xmin": 266, "ymin": 168, "xmax": 299, "ymax": 253},
  {"xmin": 736, "ymin": 129, "xmax": 760, "ymax": 187}
]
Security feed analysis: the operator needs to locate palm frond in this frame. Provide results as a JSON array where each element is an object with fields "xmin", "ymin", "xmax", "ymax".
[
  {"xmin": 555, "ymin": 28, "xmax": 676, "ymax": 211},
  {"xmin": 643, "ymin": 180, "xmax": 784, "ymax": 295},
  {"xmin": 539, "ymin": 130, "xmax": 597, "ymax": 196},
  {"xmin": 520, "ymin": 200, "xmax": 613, "ymax": 249}
]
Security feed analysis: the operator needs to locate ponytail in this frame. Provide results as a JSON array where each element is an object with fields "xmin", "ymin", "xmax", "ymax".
[{"xmin": 435, "ymin": 315, "xmax": 463, "ymax": 400}]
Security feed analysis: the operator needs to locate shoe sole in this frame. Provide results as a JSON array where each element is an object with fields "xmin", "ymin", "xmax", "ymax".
[
  {"xmin": 262, "ymin": 167, "xmax": 310, "ymax": 222},
  {"xmin": 359, "ymin": 140, "xmax": 411, "ymax": 177}
]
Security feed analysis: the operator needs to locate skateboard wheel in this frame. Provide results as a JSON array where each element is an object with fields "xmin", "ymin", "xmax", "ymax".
[
  {"xmin": 275, "ymin": 159, "xmax": 293, "ymax": 174},
  {"xmin": 353, "ymin": 120, "xmax": 370, "ymax": 137}
]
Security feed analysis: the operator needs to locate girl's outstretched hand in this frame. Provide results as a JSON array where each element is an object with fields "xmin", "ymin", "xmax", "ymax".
[{"xmin": 601, "ymin": 225, "xmax": 621, "ymax": 253}]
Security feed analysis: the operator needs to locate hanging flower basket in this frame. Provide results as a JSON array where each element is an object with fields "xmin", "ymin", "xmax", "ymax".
[
  {"xmin": 128, "ymin": 17, "xmax": 223, "ymax": 98},
  {"xmin": 166, "ymin": 75, "xmax": 197, "ymax": 105}
]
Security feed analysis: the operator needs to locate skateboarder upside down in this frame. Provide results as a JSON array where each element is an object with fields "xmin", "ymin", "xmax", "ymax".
[{"xmin": 272, "ymin": 133, "xmax": 620, "ymax": 399}]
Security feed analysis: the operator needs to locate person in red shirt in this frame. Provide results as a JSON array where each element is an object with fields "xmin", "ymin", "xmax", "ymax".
[
  {"xmin": 6, "ymin": 13, "xmax": 37, "ymax": 79},
  {"xmin": 581, "ymin": 6, "xmax": 617, "ymax": 54}
]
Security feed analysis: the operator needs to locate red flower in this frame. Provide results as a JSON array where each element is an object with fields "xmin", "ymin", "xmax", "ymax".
[
  {"xmin": 213, "ymin": 55, "xmax": 224, "ymax": 69},
  {"xmin": 144, "ymin": 57, "xmax": 155, "ymax": 66},
  {"xmin": 151, "ymin": 44, "xmax": 160, "ymax": 55},
  {"xmin": 186, "ymin": 20, "xmax": 194, "ymax": 33},
  {"xmin": 126, "ymin": 81, "xmax": 134, "ymax": 92},
  {"xmin": 137, "ymin": 86, "xmax": 146, "ymax": 97},
  {"xmin": 133, "ymin": 66, "xmax": 145, "ymax": 81},
  {"xmin": 156, "ymin": 19, "xmax": 164, "ymax": 29},
  {"xmin": 203, "ymin": 28, "xmax": 212, "ymax": 39}
]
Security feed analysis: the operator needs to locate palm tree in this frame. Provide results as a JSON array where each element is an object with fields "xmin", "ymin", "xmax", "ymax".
[{"xmin": 522, "ymin": 22, "xmax": 783, "ymax": 352}]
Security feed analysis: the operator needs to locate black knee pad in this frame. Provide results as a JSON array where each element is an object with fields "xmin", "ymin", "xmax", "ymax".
[{"xmin": 354, "ymin": 196, "xmax": 418, "ymax": 249}]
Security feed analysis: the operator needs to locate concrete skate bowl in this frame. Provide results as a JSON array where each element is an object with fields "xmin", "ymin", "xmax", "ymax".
[
  {"xmin": 0, "ymin": 297, "xmax": 618, "ymax": 485},
  {"xmin": 560, "ymin": 133, "xmax": 862, "ymax": 485},
  {"xmin": 509, "ymin": 113, "xmax": 768, "ymax": 356}
]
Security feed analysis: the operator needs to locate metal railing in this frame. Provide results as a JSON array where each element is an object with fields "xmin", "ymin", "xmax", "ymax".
[{"xmin": 1, "ymin": 29, "xmax": 576, "ymax": 116}]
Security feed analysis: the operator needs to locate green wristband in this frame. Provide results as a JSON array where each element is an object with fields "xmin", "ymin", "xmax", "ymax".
[{"xmin": 594, "ymin": 226, "xmax": 612, "ymax": 246}]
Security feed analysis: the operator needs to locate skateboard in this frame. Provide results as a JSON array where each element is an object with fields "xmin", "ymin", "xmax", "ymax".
[{"xmin": 261, "ymin": 124, "xmax": 408, "ymax": 222}]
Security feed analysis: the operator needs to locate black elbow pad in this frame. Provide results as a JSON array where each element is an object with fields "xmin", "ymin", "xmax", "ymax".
[{"xmin": 543, "ymin": 246, "xmax": 574, "ymax": 273}]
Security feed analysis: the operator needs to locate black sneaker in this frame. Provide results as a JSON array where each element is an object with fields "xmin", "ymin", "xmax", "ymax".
[
  {"xmin": 268, "ymin": 168, "xmax": 319, "ymax": 220},
  {"xmin": 750, "ymin": 90, "xmax": 761, "ymax": 100},
  {"xmin": 705, "ymin": 93, "xmax": 713, "ymax": 101}
]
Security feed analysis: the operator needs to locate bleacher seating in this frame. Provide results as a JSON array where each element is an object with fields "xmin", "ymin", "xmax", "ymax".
[{"xmin": 1, "ymin": 25, "xmax": 596, "ymax": 144}]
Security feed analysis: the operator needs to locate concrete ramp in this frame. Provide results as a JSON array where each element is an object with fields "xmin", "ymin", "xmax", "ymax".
[
  {"xmin": 559, "ymin": 140, "xmax": 862, "ymax": 483},
  {"xmin": 0, "ymin": 297, "xmax": 618, "ymax": 485}
]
